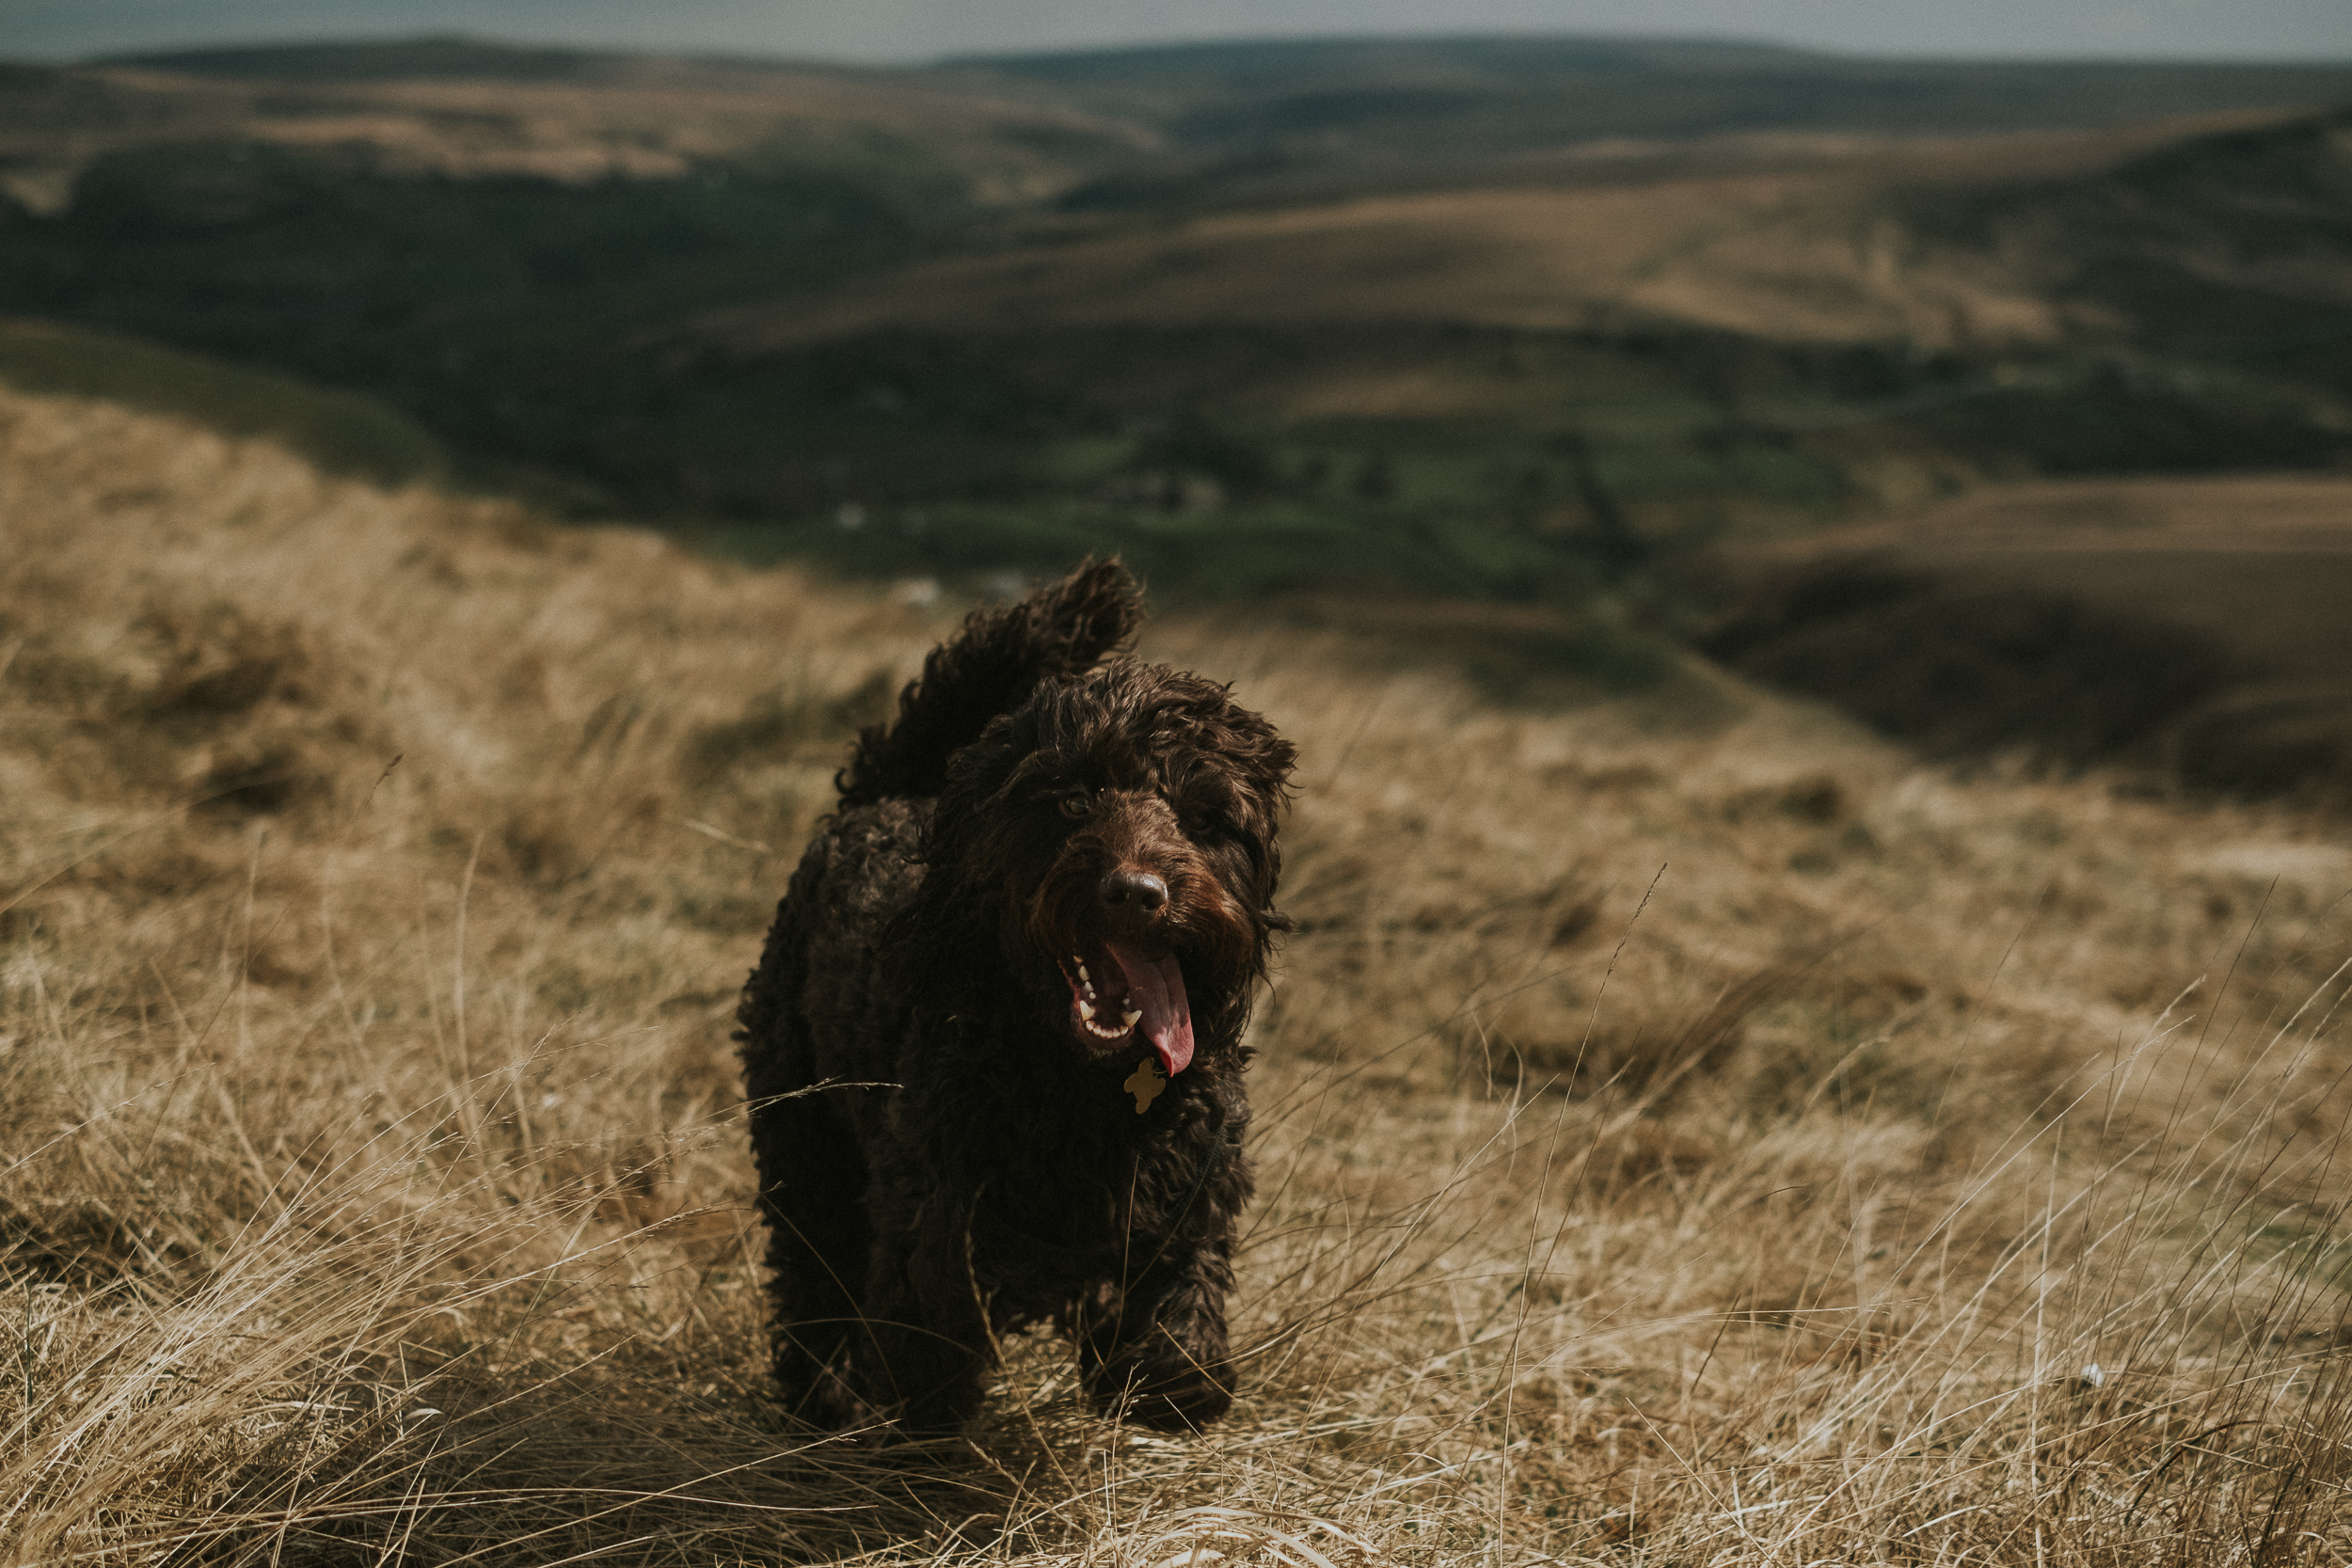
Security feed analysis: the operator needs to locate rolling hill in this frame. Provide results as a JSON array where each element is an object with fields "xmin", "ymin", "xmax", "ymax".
[
  {"xmin": 1701, "ymin": 475, "xmax": 2352, "ymax": 803},
  {"xmin": 1, "ymin": 40, "xmax": 1140, "ymax": 213},
  {"xmin": 945, "ymin": 35, "xmax": 2352, "ymax": 207},
  {"xmin": 0, "ymin": 314, "xmax": 451, "ymax": 485},
  {"xmin": 1901, "ymin": 106, "xmax": 2352, "ymax": 401},
  {"xmin": 6, "ymin": 36, "xmax": 2347, "ymax": 538},
  {"xmin": 4, "ymin": 34, "xmax": 2350, "ymax": 796}
]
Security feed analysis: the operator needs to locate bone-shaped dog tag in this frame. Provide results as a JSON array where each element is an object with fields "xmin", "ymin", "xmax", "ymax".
[{"xmin": 1123, "ymin": 1059, "xmax": 1166, "ymax": 1115}]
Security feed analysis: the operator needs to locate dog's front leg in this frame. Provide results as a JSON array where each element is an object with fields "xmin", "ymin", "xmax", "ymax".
[
  {"xmin": 1076, "ymin": 1236, "xmax": 1239, "ymax": 1432},
  {"xmin": 854, "ymin": 1201, "xmax": 991, "ymax": 1437}
]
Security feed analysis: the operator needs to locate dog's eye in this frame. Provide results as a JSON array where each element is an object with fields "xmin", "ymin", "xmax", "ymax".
[
  {"xmin": 1057, "ymin": 793, "xmax": 1091, "ymax": 820},
  {"xmin": 1180, "ymin": 802, "xmax": 1233, "ymax": 840}
]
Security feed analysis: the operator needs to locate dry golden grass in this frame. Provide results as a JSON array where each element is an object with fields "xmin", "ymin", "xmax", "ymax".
[{"xmin": 5, "ymin": 380, "xmax": 2352, "ymax": 1563}]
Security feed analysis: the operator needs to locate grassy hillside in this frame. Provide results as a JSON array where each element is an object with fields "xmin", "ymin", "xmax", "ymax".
[
  {"xmin": 1901, "ymin": 105, "xmax": 2352, "ymax": 403},
  {"xmin": 947, "ymin": 36, "xmax": 2352, "ymax": 205},
  {"xmin": 0, "ymin": 314, "xmax": 451, "ymax": 484},
  {"xmin": 6, "ymin": 383, "xmax": 2352, "ymax": 1560}
]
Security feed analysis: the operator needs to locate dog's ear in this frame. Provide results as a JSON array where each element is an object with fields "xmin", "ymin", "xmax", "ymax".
[
  {"xmin": 1029, "ymin": 557, "xmax": 1145, "ymax": 673},
  {"xmin": 840, "ymin": 560, "xmax": 1142, "ymax": 808}
]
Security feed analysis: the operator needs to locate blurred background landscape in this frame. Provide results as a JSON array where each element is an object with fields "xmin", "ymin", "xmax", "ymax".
[{"xmin": 4, "ymin": 27, "xmax": 2351, "ymax": 797}]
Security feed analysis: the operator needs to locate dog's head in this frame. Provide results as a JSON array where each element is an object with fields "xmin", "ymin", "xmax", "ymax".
[{"xmin": 922, "ymin": 661, "xmax": 1294, "ymax": 1076}]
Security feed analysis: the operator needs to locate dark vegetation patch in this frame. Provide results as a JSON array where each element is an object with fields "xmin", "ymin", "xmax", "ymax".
[
  {"xmin": 0, "ymin": 137, "xmax": 961, "ymax": 504},
  {"xmin": 1706, "ymin": 576, "xmax": 2237, "ymax": 768},
  {"xmin": 1696, "ymin": 555, "xmax": 2352, "ymax": 808},
  {"xmin": 1908, "ymin": 374, "xmax": 2352, "ymax": 476}
]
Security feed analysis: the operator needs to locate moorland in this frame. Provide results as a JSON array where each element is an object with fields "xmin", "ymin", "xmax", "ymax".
[
  {"xmin": 4, "ymin": 34, "xmax": 2352, "ymax": 793},
  {"xmin": 4, "ymin": 31, "xmax": 2352, "ymax": 1565},
  {"xmin": 8, "ymin": 351, "xmax": 2352, "ymax": 1564}
]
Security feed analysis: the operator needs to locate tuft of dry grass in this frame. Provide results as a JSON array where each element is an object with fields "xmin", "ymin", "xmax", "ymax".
[{"xmin": 4, "ymin": 379, "xmax": 2351, "ymax": 1563}]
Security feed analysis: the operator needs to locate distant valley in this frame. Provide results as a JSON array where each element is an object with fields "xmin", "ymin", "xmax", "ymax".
[{"xmin": 3, "ymin": 34, "xmax": 2349, "ymax": 798}]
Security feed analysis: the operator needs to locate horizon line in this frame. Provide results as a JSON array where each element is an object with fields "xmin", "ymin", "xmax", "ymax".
[{"xmin": 64, "ymin": 25, "xmax": 2352, "ymax": 74}]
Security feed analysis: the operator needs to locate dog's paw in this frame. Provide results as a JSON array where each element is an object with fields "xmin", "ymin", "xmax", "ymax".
[
  {"xmin": 1124, "ymin": 1376, "xmax": 1235, "ymax": 1433},
  {"xmin": 815, "ymin": 1355, "xmax": 885, "ymax": 1431},
  {"xmin": 1086, "ymin": 1348, "xmax": 1237, "ymax": 1432},
  {"xmin": 765, "ymin": 1349, "xmax": 879, "ymax": 1433}
]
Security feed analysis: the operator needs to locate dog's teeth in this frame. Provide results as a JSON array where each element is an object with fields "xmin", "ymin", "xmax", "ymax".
[
  {"xmin": 1077, "ymin": 1007, "xmax": 1134, "ymax": 1040},
  {"xmin": 1122, "ymin": 1008, "xmax": 1142, "ymax": 1028},
  {"xmin": 1077, "ymin": 961, "xmax": 1091, "ymax": 982},
  {"xmin": 1078, "ymin": 999, "xmax": 1096, "ymax": 1022}
]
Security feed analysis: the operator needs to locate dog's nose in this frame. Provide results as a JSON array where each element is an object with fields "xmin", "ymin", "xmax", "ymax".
[{"xmin": 1099, "ymin": 868, "xmax": 1168, "ymax": 914}]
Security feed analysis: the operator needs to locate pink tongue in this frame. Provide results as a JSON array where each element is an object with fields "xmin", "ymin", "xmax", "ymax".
[{"xmin": 1104, "ymin": 942, "xmax": 1193, "ymax": 1076}]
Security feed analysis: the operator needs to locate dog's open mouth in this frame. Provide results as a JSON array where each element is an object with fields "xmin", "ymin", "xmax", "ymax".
[{"xmin": 1060, "ymin": 943, "xmax": 1195, "ymax": 1077}]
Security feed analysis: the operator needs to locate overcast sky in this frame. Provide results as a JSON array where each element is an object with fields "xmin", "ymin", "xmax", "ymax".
[{"xmin": 8, "ymin": 0, "xmax": 2350, "ymax": 65}]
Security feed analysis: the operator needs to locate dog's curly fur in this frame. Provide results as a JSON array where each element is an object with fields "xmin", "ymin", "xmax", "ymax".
[{"xmin": 737, "ymin": 562, "xmax": 1295, "ymax": 1435}]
